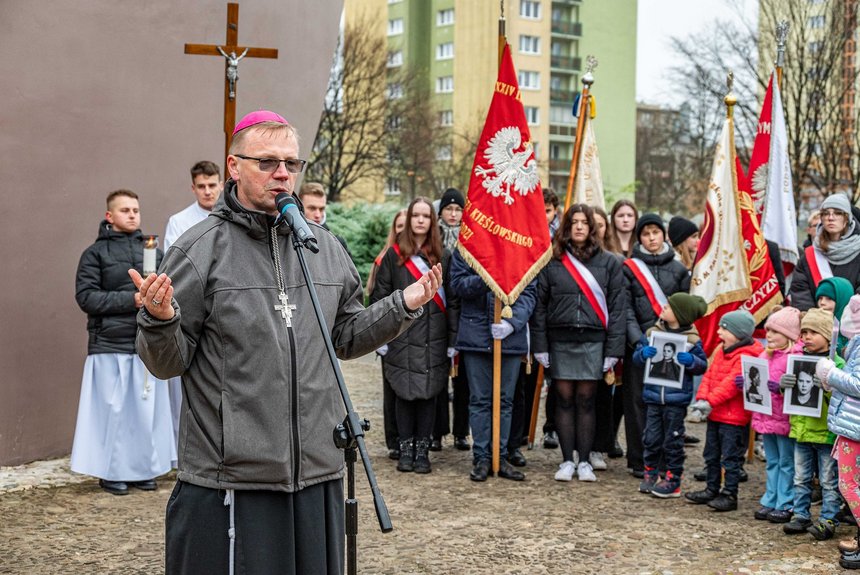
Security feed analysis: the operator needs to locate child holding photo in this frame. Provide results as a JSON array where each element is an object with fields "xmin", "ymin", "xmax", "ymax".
[
  {"xmin": 632, "ymin": 293, "xmax": 708, "ymax": 498},
  {"xmin": 748, "ymin": 307, "xmax": 803, "ymax": 524}
]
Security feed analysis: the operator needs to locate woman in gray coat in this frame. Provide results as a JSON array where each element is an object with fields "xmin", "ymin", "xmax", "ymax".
[{"xmin": 371, "ymin": 197, "xmax": 457, "ymax": 474}]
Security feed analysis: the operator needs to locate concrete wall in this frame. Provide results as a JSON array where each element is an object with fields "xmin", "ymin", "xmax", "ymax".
[{"xmin": 0, "ymin": 0, "xmax": 343, "ymax": 465}]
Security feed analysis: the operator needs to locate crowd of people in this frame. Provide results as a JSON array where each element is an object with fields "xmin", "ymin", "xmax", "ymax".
[
  {"xmin": 70, "ymin": 109, "xmax": 860, "ymax": 571},
  {"xmin": 364, "ymin": 187, "xmax": 860, "ymax": 570}
]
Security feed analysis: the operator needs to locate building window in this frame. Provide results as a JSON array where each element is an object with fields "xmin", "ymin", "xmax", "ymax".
[
  {"xmin": 519, "ymin": 35, "xmax": 541, "ymax": 54},
  {"xmin": 436, "ymin": 76, "xmax": 454, "ymax": 93},
  {"xmin": 518, "ymin": 70, "xmax": 540, "ymax": 90},
  {"xmin": 387, "ymin": 115, "xmax": 402, "ymax": 130},
  {"xmin": 532, "ymin": 141, "xmax": 540, "ymax": 160},
  {"xmin": 388, "ymin": 18, "xmax": 404, "ymax": 36},
  {"xmin": 525, "ymin": 106, "xmax": 540, "ymax": 125},
  {"xmin": 550, "ymin": 105, "xmax": 575, "ymax": 124},
  {"xmin": 808, "ymin": 15, "xmax": 825, "ymax": 29},
  {"xmin": 387, "ymin": 50, "xmax": 403, "ymax": 68},
  {"xmin": 436, "ymin": 42, "xmax": 454, "ymax": 60},
  {"xmin": 520, "ymin": 0, "xmax": 541, "ymax": 19},
  {"xmin": 385, "ymin": 177, "xmax": 402, "ymax": 196},
  {"xmin": 387, "ymin": 82, "xmax": 403, "ymax": 99},
  {"xmin": 436, "ymin": 145, "xmax": 453, "ymax": 161},
  {"xmin": 437, "ymin": 9, "xmax": 455, "ymax": 26},
  {"xmin": 808, "ymin": 40, "xmax": 822, "ymax": 55},
  {"xmin": 439, "ymin": 110, "xmax": 454, "ymax": 126},
  {"xmin": 388, "ymin": 0, "xmax": 402, "ymax": 3}
]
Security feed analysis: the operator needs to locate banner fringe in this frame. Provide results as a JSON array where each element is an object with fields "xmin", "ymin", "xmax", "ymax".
[{"xmin": 457, "ymin": 244, "xmax": 553, "ymax": 307}]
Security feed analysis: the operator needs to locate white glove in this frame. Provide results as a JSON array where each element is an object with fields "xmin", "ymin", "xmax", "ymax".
[
  {"xmin": 816, "ymin": 358, "xmax": 835, "ymax": 387},
  {"xmin": 690, "ymin": 399, "xmax": 712, "ymax": 418},
  {"xmin": 447, "ymin": 347, "xmax": 458, "ymax": 358},
  {"xmin": 603, "ymin": 357, "xmax": 618, "ymax": 373},
  {"xmin": 490, "ymin": 320, "xmax": 515, "ymax": 340},
  {"xmin": 534, "ymin": 352, "xmax": 550, "ymax": 368},
  {"xmin": 376, "ymin": 344, "xmax": 389, "ymax": 357}
]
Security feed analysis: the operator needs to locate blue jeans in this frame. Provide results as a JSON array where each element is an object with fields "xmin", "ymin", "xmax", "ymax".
[
  {"xmin": 463, "ymin": 351, "xmax": 521, "ymax": 463},
  {"xmin": 794, "ymin": 441, "xmax": 840, "ymax": 522},
  {"xmin": 704, "ymin": 420, "xmax": 746, "ymax": 496},
  {"xmin": 643, "ymin": 404, "xmax": 686, "ymax": 476},
  {"xmin": 760, "ymin": 434, "xmax": 795, "ymax": 511}
]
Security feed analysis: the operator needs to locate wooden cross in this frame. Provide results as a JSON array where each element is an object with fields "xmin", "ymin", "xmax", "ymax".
[
  {"xmin": 274, "ymin": 292, "xmax": 297, "ymax": 328},
  {"xmin": 184, "ymin": 3, "xmax": 279, "ymax": 174}
]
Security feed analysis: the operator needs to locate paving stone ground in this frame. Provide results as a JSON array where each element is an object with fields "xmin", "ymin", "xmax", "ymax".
[{"xmin": 0, "ymin": 354, "xmax": 849, "ymax": 574}]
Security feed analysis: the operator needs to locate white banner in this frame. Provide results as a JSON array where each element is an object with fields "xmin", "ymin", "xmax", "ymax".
[{"xmin": 573, "ymin": 119, "xmax": 605, "ymax": 210}]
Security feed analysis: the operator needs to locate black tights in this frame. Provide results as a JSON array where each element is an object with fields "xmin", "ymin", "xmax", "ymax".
[
  {"xmin": 395, "ymin": 396, "xmax": 435, "ymax": 441},
  {"xmin": 554, "ymin": 379, "xmax": 597, "ymax": 463}
]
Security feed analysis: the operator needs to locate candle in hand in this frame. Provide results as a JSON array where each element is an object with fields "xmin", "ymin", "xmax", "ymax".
[{"xmin": 143, "ymin": 235, "xmax": 158, "ymax": 275}]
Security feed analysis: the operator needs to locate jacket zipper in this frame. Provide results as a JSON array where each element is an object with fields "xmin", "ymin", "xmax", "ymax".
[{"xmin": 270, "ymin": 226, "xmax": 301, "ymax": 488}]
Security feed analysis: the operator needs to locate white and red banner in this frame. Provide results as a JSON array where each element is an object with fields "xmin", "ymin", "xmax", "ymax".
[
  {"xmin": 459, "ymin": 43, "xmax": 552, "ymax": 307},
  {"xmin": 573, "ymin": 118, "xmax": 605, "ymax": 210},
  {"xmin": 691, "ymin": 115, "xmax": 752, "ymax": 354},
  {"xmin": 392, "ymin": 244, "xmax": 447, "ymax": 312},
  {"xmin": 624, "ymin": 258, "xmax": 668, "ymax": 317},
  {"xmin": 739, "ymin": 71, "xmax": 798, "ymax": 275},
  {"xmin": 562, "ymin": 252, "xmax": 608, "ymax": 329}
]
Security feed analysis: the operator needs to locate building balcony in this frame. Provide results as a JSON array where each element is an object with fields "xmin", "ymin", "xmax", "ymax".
[
  {"xmin": 550, "ymin": 89, "xmax": 576, "ymax": 103},
  {"xmin": 549, "ymin": 124, "xmax": 576, "ymax": 137},
  {"xmin": 552, "ymin": 0, "xmax": 582, "ymax": 5},
  {"xmin": 549, "ymin": 159, "xmax": 571, "ymax": 173},
  {"xmin": 551, "ymin": 20, "xmax": 582, "ymax": 37},
  {"xmin": 550, "ymin": 55, "xmax": 582, "ymax": 72}
]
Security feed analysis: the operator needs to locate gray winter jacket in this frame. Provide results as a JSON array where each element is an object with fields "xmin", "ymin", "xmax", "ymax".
[
  {"xmin": 828, "ymin": 335, "xmax": 860, "ymax": 441},
  {"xmin": 136, "ymin": 183, "xmax": 420, "ymax": 492}
]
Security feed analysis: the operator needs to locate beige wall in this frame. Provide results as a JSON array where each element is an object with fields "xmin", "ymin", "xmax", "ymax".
[{"xmin": 0, "ymin": 0, "xmax": 343, "ymax": 465}]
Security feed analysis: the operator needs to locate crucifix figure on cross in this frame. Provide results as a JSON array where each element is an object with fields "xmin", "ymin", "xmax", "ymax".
[
  {"xmin": 184, "ymin": 2, "xmax": 279, "ymax": 174},
  {"xmin": 274, "ymin": 291, "xmax": 297, "ymax": 329}
]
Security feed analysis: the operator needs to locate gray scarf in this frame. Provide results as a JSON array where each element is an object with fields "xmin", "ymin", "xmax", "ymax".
[
  {"xmin": 814, "ymin": 219, "xmax": 860, "ymax": 266},
  {"xmin": 439, "ymin": 220, "xmax": 460, "ymax": 251}
]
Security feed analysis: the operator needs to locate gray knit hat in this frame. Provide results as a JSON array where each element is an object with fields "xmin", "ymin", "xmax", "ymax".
[
  {"xmin": 719, "ymin": 309, "xmax": 756, "ymax": 340},
  {"xmin": 821, "ymin": 193, "xmax": 853, "ymax": 216}
]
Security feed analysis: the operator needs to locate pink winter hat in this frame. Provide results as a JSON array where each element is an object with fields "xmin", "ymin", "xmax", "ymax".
[
  {"xmin": 765, "ymin": 306, "xmax": 802, "ymax": 341},
  {"xmin": 232, "ymin": 110, "xmax": 289, "ymax": 136},
  {"xmin": 841, "ymin": 295, "xmax": 860, "ymax": 339}
]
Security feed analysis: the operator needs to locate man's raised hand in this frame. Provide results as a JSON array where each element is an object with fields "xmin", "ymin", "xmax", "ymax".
[
  {"xmin": 129, "ymin": 269, "xmax": 175, "ymax": 320},
  {"xmin": 402, "ymin": 263, "xmax": 443, "ymax": 311}
]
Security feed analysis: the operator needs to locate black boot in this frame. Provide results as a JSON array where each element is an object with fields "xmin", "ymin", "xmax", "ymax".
[
  {"xmin": 413, "ymin": 438, "xmax": 431, "ymax": 474},
  {"xmin": 396, "ymin": 438, "xmax": 414, "ymax": 472}
]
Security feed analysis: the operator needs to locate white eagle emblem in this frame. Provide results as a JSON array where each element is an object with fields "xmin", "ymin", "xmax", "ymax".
[
  {"xmin": 750, "ymin": 162, "xmax": 768, "ymax": 215},
  {"xmin": 474, "ymin": 126, "xmax": 540, "ymax": 205}
]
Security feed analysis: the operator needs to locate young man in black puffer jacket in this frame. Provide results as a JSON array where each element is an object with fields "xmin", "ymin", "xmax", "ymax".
[{"xmin": 621, "ymin": 213, "xmax": 690, "ymax": 477}]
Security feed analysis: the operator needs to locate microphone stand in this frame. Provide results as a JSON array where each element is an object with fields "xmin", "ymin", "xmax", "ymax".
[{"xmin": 287, "ymin": 229, "xmax": 393, "ymax": 575}]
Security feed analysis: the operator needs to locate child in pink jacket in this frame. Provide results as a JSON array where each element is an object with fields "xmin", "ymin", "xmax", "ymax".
[{"xmin": 751, "ymin": 306, "xmax": 803, "ymax": 524}]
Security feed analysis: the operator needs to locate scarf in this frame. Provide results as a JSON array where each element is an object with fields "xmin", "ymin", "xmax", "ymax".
[
  {"xmin": 439, "ymin": 220, "xmax": 460, "ymax": 251},
  {"xmin": 814, "ymin": 219, "xmax": 860, "ymax": 266}
]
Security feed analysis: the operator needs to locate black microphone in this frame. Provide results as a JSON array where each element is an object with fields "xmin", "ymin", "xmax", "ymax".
[{"xmin": 275, "ymin": 193, "xmax": 319, "ymax": 253}]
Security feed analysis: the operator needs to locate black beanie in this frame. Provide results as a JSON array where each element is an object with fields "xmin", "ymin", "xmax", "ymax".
[
  {"xmin": 668, "ymin": 216, "xmax": 698, "ymax": 247},
  {"xmin": 439, "ymin": 188, "xmax": 465, "ymax": 214},
  {"xmin": 635, "ymin": 213, "xmax": 665, "ymax": 241}
]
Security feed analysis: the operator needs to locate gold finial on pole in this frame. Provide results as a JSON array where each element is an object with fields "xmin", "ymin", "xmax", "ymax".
[
  {"xmin": 564, "ymin": 54, "xmax": 598, "ymax": 211},
  {"xmin": 775, "ymin": 20, "xmax": 789, "ymax": 89},
  {"xmin": 725, "ymin": 70, "xmax": 737, "ymax": 118}
]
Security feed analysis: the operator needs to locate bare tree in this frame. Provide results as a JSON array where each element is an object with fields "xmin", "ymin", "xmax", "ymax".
[
  {"xmin": 668, "ymin": 0, "xmax": 860, "ymax": 207},
  {"xmin": 306, "ymin": 17, "xmax": 391, "ymax": 203}
]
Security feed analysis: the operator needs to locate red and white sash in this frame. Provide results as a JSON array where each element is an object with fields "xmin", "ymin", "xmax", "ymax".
[
  {"xmin": 392, "ymin": 244, "xmax": 446, "ymax": 312},
  {"xmin": 624, "ymin": 258, "xmax": 668, "ymax": 317},
  {"xmin": 805, "ymin": 245, "xmax": 833, "ymax": 288},
  {"xmin": 562, "ymin": 251, "xmax": 608, "ymax": 329}
]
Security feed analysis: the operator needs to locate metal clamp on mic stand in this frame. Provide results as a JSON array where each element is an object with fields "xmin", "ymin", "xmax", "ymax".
[{"xmin": 275, "ymin": 193, "xmax": 392, "ymax": 575}]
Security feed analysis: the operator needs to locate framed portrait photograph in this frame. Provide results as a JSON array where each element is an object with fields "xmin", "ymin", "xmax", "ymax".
[
  {"xmin": 783, "ymin": 355, "xmax": 823, "ymax": 418},
  {"xmin": 643, "ymin": 331, "xmax": 689, "ymax": 389},
  {"xmin": 742, "ymin": 356, "xmax": 772, "ymax": 416}
]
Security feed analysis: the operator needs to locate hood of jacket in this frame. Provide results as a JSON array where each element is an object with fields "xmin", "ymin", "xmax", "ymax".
[{"xmin": 210, "ymin": 179, "xmax": 307, "ymax": 240}]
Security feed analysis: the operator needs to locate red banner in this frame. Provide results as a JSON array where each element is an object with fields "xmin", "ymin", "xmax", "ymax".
[{"xmin": 458, "ymin": 43, "xmax": 552, "ymax": 310}]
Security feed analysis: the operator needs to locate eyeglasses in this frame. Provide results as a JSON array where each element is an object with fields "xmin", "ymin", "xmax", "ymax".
[
  {"xmin": 234, "ymin": 154, "xmax": 307, "ymax": 174},
  {"xmin": 821, "ymin": 209, "xmax": 846, "ymax": 219}
]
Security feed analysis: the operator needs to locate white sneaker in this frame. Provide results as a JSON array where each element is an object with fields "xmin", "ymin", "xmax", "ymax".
[
  {"xmin": 577, "ymin": 462, "xmax": 597, "ymax": 482},
  {"xmin": 554, "ymin": 460, "xmax": 577, "ymax": 481},
  {"xmin": 589, "ymin": 452, "xmax": 608, "ymax": 471}
]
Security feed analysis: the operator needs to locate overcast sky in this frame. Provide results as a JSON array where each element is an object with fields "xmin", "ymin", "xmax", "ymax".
[{"xmin": 636, "ymin": 0, "xmax": 758, "ymax": 106}]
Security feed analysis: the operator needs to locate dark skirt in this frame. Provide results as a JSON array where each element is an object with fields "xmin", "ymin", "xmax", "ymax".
[
  {"xmin": 548, "ymin": 340, "xmax": 604, "ymax": 380},
  {"xmin": 166, "ymin": 479, "xmax": 344, "ymax": 575}
]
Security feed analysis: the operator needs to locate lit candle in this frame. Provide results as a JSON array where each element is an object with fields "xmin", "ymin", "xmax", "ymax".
[{"xmin": 143, "ymin": 235, "xmax": 158, "ymax": 275}]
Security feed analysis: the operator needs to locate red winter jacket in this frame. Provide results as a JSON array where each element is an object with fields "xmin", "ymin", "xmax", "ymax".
[{"xmin": 696, "ymin": 339, "xmax": 765, "ymax": 427}]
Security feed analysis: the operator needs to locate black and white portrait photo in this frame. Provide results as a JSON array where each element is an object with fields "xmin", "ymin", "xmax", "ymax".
[
  {"xmin": 742, "ymin": 356, "xmax": 772, "ymax": 416},
  {"xmin": 643, "ymin": 332, "xmax": 688, "ymax": 389},
  {"xmin": 783, "ymin": 355, "xmax": 823, "ymax": 418}
]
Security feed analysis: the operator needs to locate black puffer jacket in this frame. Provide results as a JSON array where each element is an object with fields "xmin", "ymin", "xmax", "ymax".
[
  {"xmin": 531, "ymin": 247, "xmax": 627, "ymax": 359},
  {"xmin": 623, "ymin": 242, "xmax": 690, "ymax": 345},
  {"xmin": 370, "ymin": 247, "xmax": 458, "ymax": 400},
  {"xmin": 790, "ymin": 226, "xmax": 860, "ymax": 311},
  {"xmin": 75, "ymin": 222, "xmax": 162, "ymax": 354}
]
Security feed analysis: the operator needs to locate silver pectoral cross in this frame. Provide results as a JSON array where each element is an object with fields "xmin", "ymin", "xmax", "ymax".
[{"xmin": 274, "ymin": 291, "xmax": 297, "ymax": 328}]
